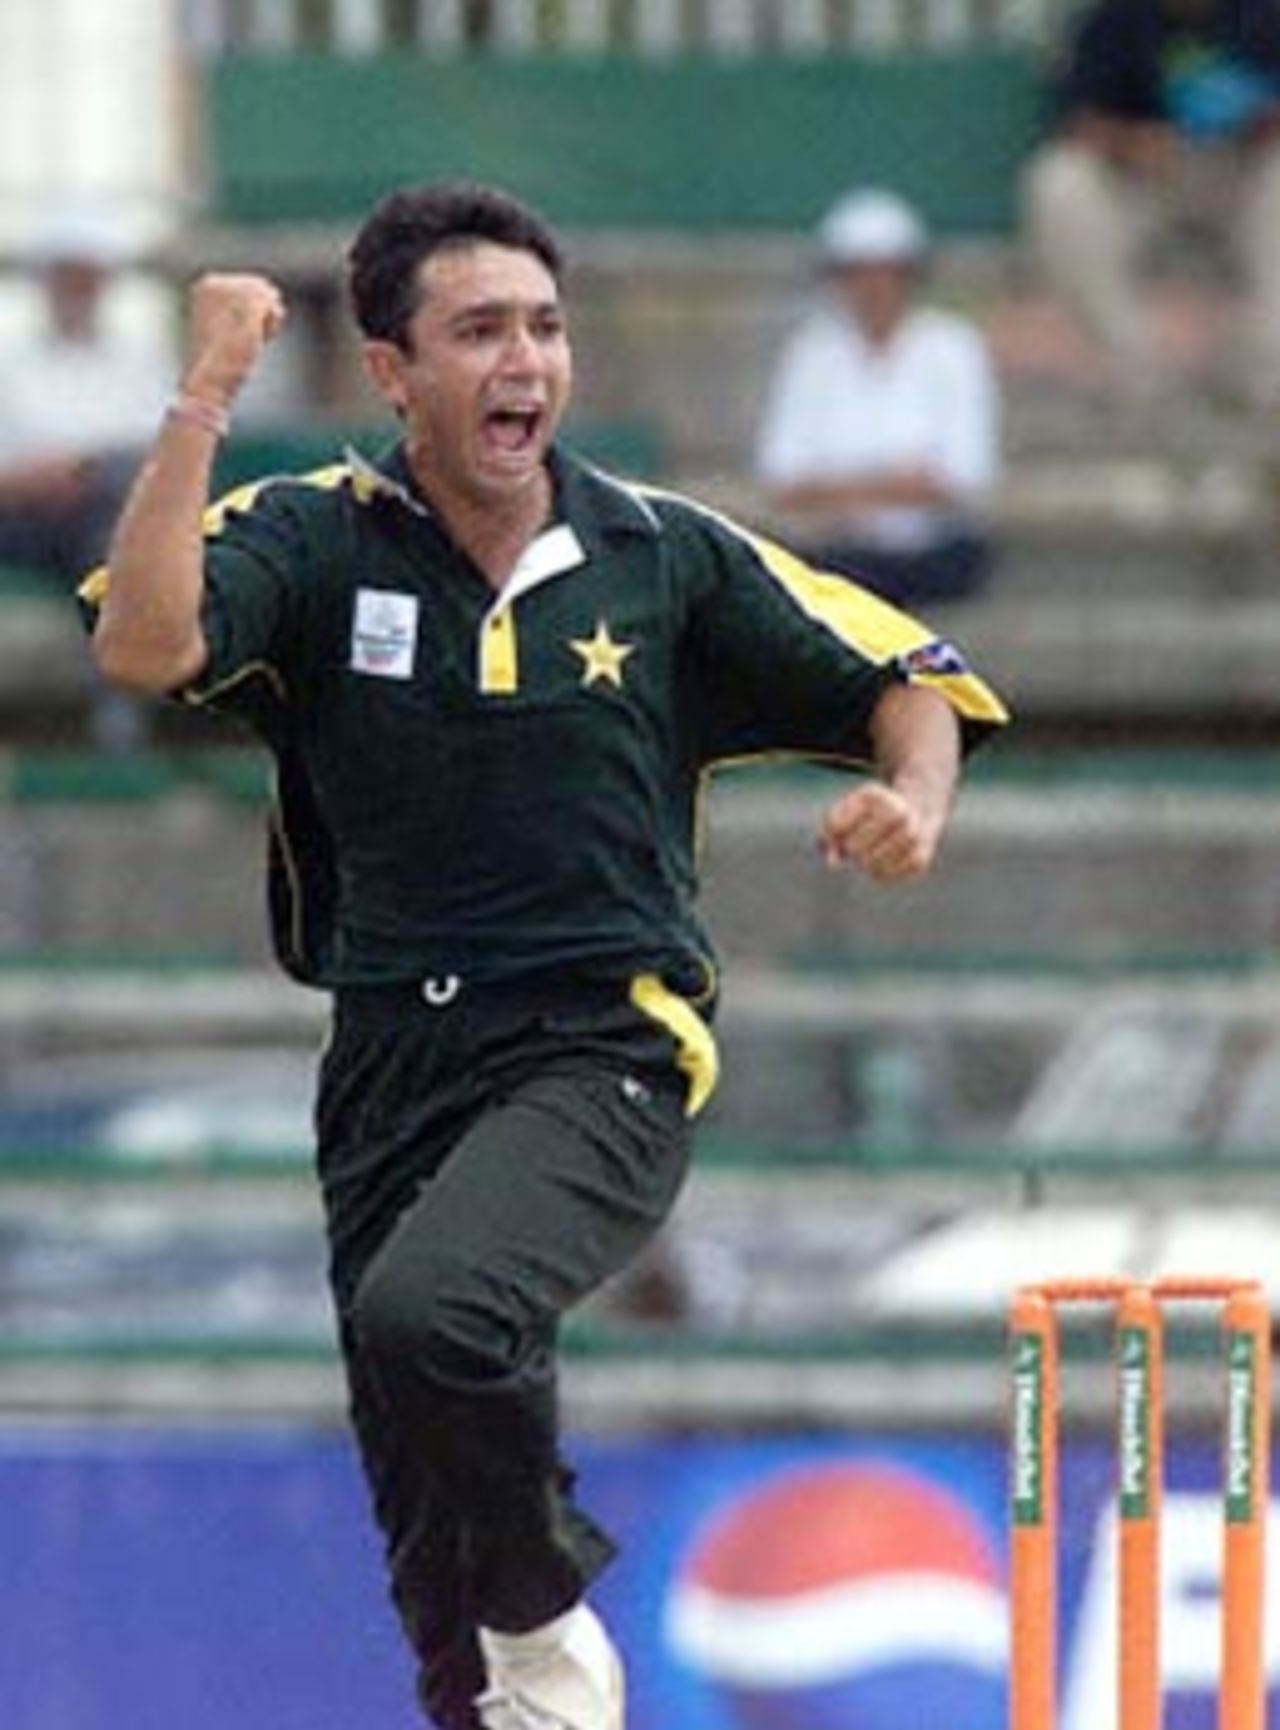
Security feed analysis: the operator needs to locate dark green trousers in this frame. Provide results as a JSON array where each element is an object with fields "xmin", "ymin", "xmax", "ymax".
[{"xmin": 316, "ymin": 977, "xmax": 695, "ymax": 1730}]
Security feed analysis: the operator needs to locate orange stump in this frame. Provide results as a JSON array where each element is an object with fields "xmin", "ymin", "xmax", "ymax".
[
  {"xmin": 1116, "ymin": 1281, "xmax": 1163, "ymax": 1730},
  {"xmin": 1009, "ymin": 1286, "xmax": 1059, "ymax": 1730},
  {"xmin": 1007, "ymin": 1276, "xmax": 1270, "ymax": 1730},
  {"xmin": 1220, "ymin": 1282, "xmax": 1270, "ymax": 1730}
]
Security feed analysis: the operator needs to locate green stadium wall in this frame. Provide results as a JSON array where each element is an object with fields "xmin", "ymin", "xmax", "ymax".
[{"xmin": 206, "ymin": 50, "xmax": 1045, "ymax": 234}]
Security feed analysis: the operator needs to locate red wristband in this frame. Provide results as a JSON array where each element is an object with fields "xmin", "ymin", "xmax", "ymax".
[{"xmin": 167, "ymin": 392, "xmax": 231, "ymax": 438}]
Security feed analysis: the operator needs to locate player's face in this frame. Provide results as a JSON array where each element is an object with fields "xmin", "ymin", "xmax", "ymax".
[{"xmin": 369, "ymin": 240, "xmax": 572, "ymax": 512}]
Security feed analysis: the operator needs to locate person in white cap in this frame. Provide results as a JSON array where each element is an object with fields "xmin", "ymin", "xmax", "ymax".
[
  {"xmin": 0, "ymin": 203, "xmax": 174, "ymax": 562},
  {"xmin": 0, "ymin": 201, "xmax": 175, "ymax": 747},
  {"xmin": 754, "ymin": 188, "xmax": 1000, "ymax": 607}
]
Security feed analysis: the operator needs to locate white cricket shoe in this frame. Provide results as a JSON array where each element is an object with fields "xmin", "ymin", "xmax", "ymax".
[{"xmin": 476, "ymin": 1605, "xmax": 624, "ymax": 1730}]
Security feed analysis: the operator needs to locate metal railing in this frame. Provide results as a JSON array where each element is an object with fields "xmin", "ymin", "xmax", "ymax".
[{"xmin": 184, "ymin": 0, "xmax": 1069, "ymax": 56}]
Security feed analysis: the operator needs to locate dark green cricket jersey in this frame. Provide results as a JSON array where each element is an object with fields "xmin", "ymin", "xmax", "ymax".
[{"xmin": 84, "ymin": 443, "xmax": 1008, "ymax": 1000}]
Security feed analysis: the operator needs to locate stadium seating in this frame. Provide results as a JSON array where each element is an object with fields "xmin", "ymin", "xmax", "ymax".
[{"xmin": 4, "ymin": 14, "xmax": 1279, "ymax": 1409}]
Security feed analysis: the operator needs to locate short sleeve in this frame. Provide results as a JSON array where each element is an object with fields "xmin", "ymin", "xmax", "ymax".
[
  {"xmin": 183, "ymin": 478, "xmax": 312, "ymax": 716},
  {"xmin": 685, "ymin": 511, "xmax": 1009, "ymax": 766}
]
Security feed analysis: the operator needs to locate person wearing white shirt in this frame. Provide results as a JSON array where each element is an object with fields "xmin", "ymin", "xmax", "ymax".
[
  {"xmin": 0, "ymin": 204, "xmax": 174, "ymax": 748},
  {"xmin": 755, "ymin": 189, "xmax": 1001, "ymax": 607},
  {"xmin": 0, "ymin": 204, "xmax": 173, "ymax": 589}
]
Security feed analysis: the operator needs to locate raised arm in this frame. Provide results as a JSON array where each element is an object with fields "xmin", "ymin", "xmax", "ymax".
[
  {"xmin": 92, "ymin": 273, "xmax": 286, "ymax": 694},
  {"xmin": 819, "ymin": 681, "xmax": 961, "ymax": 881}
]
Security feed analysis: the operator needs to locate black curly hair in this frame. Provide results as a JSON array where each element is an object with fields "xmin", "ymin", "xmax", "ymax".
[{"xmin": 348, "ymin": 181, "xmax": 565, "ymax": 350}]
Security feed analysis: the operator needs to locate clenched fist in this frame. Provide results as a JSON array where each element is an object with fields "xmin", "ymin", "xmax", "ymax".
[
  {"xmin": 819, "ymin": 780, "xmax": 945, "ymax": 882},
  {"xmin": 183, "ymin": 272, "xmax": 287, "ymax": 409}
]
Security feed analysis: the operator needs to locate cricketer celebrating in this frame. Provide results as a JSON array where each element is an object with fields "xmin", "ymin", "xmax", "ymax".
[{"xmin": 83, "ymin": 182, "xmax": 1009, "ymax": 1730}]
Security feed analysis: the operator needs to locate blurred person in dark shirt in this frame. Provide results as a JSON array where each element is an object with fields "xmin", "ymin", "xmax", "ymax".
[{"xmin": 1022, "ymin": 0, "xmax": 1280, "ymax": 409}]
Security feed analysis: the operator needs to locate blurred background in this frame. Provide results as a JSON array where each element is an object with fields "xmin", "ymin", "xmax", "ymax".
[{"xmin": 2, "ymin": 3, "xmax": 1280, "ymax": 1727}]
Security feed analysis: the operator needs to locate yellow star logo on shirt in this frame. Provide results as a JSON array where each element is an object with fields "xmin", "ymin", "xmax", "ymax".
[{"xmin": 570, "ymin": 620, "xmax": 635, "ymax": 689}]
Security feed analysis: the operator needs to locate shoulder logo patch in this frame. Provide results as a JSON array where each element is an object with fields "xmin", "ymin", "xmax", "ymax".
[{"xmin": 900, "ymin": 638, "xmax": 970, "ymax": 678}]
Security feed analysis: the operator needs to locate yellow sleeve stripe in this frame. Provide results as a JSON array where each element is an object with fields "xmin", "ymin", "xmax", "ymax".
[
  {"xmin": 78, "ymin": 565, "xmax": 108, "ymax": 607},
  {"xmin": 182, "ymin": 657, "xmax": 286, "ymax": 709},
  {"xmin": 632, "ymin": 483, "xmax": 1009, "ymax": 729},
  {"xmin": 201, "ymin": 462, "xmax": 353, "ymax": 538},
  {"xmin": 77, "ymin": 464, "xmax": 359, "ymax": 610},
  {"xmin": 742, "ymin": 529, "xmax": 1010, "ymax": 728}
]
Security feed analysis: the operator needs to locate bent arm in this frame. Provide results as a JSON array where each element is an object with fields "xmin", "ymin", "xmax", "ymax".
[
  {"xmin": 92, "ymin": 274, "xmax": 285, "ymax": 695},
  {"xmin": 819, "ymin": 681, "xmax": 961, "ymax": 881},
  {"xmin": 93, "ymin": 409, "xmax": 223, "ymax": 693}
]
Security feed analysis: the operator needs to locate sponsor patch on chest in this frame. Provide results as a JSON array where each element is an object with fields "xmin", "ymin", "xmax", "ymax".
[{"xmin": 351, "ymin": 588, "xmax": 419, "ymax": 680}]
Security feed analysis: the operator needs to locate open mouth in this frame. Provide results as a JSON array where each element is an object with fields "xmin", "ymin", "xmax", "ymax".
[{"xmin": 482, "ymin": 406, "xmax": 544, "ymax": 457}]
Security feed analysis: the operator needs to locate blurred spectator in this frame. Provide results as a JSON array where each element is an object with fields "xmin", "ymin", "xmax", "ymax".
[
  {"xmin": 0, "ymin": 203, "xmax": 172, "ymax": 582},
  {"xmin": 754, "ymin": 189, "xmax": 1000, "ymax": 609},
  {"xmin": 0, "ymin": 202, "xmax": 174, "ymax": 748},
  {"xmin": 1022, "ymin": 0, "xmax": 1280, "ymax": 410}
]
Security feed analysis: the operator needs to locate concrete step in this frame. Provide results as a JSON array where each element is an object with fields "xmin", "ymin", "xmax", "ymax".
[
  {"xmin": 3, "ymin": 767, "xmax": 1279, "ymax": 965},
  {"xmin": 3, "ymin": 961, "xmax": 1277, "ymax": 1199},
  {"xmin": 0, "ymin": 592, "xmax": 90, "ymax": 712},
  {"xmin": 936, "ymin": 595, "xmax": 1280, "ymax": 721},
  {"xmin": 702, "ymin": 777, "xmax": 1280, "ymax": 968},
  {"xmin": 990, "ymin": 457, "xmax": 1277, "ymax": 601},
  {"xmin": 0, "ymin": 789, "xmax": 269, "ymax": 961}
]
